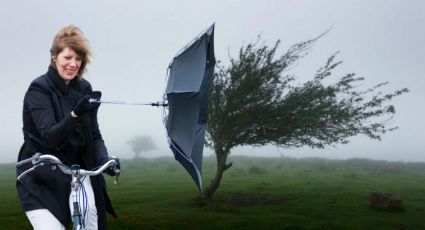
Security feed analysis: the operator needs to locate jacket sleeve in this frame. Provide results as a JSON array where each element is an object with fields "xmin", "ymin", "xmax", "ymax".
[
  {"xmin": 91, "ymin": 110, "xmax": 110, "ymax": 166},
  {"xmin": 81, "ymin": 84, "xmax": 109, "ymax": 165},
  {"xmin": 79, "ymin": 80, "xmax": 110, "ymax": 166},
  {"xmin": 26, "ymin": 84, "xmax": 79, "ymax": 149}
]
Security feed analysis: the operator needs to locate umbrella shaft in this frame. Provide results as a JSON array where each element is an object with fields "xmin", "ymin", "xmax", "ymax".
[{"xmin": 90, "ymin": 99, "xmax": 168, "ymax": 107}]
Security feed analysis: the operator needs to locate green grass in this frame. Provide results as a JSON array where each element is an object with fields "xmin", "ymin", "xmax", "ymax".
[{"xmin": 2, "ymin": 156, "xmax": 425, "ymax": 229}]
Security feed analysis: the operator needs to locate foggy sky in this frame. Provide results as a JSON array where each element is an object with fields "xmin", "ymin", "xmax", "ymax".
[{"xmin": 1, "ymin": 0, "xmax": 424, "ymax": 163}]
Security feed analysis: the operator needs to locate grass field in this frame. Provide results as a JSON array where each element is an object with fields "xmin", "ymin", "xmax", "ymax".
[{"xmin": 1, "ymin": 155, "xmax": 425, "ymax": 229}]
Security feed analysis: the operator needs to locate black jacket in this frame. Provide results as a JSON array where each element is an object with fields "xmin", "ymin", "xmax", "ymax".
[{"xmin": 16, "ymin": 66, "xmax": 116, "ymax": 229}]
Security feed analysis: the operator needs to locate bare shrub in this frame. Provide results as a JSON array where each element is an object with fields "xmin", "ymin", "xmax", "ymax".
[{"xmin": 248, "ymin": 165, "xmax": 266, "ymax": 175}]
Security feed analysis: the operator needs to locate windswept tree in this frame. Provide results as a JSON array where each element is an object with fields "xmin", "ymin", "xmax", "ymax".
[
  {"xmin": 127, "ymin": 135, "xmax": 157, "ymax": 158},
  {"xmin": 203, "ymin": 36, "xmax": 408, "ymax": 199}
]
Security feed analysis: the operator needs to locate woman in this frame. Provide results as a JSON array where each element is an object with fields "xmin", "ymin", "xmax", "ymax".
[{"xmin": 16, "ymin": 25, "xmax": 118, "ymax": 230}]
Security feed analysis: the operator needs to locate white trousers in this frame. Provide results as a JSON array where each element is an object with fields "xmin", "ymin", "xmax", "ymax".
[{"xmin": 25, "ymin": 177, "xmax": 98, "ymax": 230}]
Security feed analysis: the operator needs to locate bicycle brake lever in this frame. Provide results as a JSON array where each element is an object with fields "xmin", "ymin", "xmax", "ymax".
[
  {"xmin": 114, "ymin": 175, "xmax": 120, "ymax": 185},
  {"xmin": 115, "ymin": 167, "xmax": 120, "ymax": 185},
  {"xmin": 17, "ymin": 163, "xmax": 44, "ymax": 181}
]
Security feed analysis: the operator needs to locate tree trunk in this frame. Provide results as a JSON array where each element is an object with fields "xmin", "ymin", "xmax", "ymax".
[{"xmin": 202, "ymin": 148, "xmax": 232, "ymax": 200}]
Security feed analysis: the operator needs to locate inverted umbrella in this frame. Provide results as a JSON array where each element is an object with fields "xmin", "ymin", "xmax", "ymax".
[
  {"xmin": 164, "ymin": 24, "xmax": 215, "ymax": 192},
  {"xmin": 91, "ymin": 24, "xmax": 215, "ymax": 192}
]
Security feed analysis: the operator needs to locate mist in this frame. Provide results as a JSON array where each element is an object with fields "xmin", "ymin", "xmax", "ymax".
[{"xmin": 1, "ymin": 0, "xmax": 424, "ymax": 163}]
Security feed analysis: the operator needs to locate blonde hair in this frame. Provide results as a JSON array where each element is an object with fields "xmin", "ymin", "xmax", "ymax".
[{"xmin": 50, "ymin": 25, "xmax": 92, "ymax": 78}]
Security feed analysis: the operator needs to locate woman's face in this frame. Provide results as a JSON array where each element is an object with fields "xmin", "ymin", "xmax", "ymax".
[{"xmin": 53, "ymin": 47, "xmax": 82, "ymax": 84}]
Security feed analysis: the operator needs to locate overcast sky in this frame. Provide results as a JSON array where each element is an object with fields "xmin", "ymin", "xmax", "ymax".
[{"xmin": 1, "ymin": 0, "xmax": 424, "ymax": 163}]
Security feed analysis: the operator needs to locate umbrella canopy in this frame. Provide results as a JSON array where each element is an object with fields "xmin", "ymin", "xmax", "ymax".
[{"xmin": 164, "ymin": 24, "xmax": 215, "ymax": 192}]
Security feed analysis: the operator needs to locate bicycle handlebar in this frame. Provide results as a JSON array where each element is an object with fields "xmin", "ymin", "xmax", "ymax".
[
  {"xmin": 17, "ymin": 153, "xmax": 120, "ymax": 182},
  {"xmin": 16, "ymin": 152, "xmax": 42, "ymax": 168}
]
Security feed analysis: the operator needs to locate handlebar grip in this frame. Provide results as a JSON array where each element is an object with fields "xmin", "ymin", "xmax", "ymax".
[{"xmin": 16, "ymin": 153, "xmax": 41, "ymax": 168}]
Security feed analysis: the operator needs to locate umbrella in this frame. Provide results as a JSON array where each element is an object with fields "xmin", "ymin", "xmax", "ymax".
[
  {"xmin": 164, "ymin": 24, "xmax": 215, "ymax": 192},
  {"xmin": 90, "ymin": 24, "xmax": 215, "ymax": 192}
]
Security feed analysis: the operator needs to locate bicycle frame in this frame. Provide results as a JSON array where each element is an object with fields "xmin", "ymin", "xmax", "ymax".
[{"xmin": 17, "ymin": 153, "xmax": 120, "ymax": 230}]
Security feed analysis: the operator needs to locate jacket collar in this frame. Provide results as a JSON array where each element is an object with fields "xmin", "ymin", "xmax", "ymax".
[{"xmin": 47, "ymin": 66, "xmax": 78, "ymax": 95}]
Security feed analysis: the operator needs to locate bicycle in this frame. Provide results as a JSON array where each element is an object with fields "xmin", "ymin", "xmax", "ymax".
[{"xmin": 16, "ymin": 152, "xmax": 120, "ymax": 230}]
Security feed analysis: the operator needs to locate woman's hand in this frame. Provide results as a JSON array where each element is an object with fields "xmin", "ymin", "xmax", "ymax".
[{"xmin": 72, "ymin": 91, "xmax": 102, "ymax": 117}]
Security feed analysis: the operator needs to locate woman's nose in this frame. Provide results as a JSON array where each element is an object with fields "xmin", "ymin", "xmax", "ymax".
[{"xmin": 69, "ymin": 59, "xmax": 77, "ymax": 67}]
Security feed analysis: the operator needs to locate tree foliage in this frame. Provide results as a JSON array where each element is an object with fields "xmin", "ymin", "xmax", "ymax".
[
  {"xmin": 203, "ymin": 36, "xmax": 408, "ymax": 199},
  {"xmin": 127, "ymin": 135, "xmax": 157, "ymax": 158}
]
